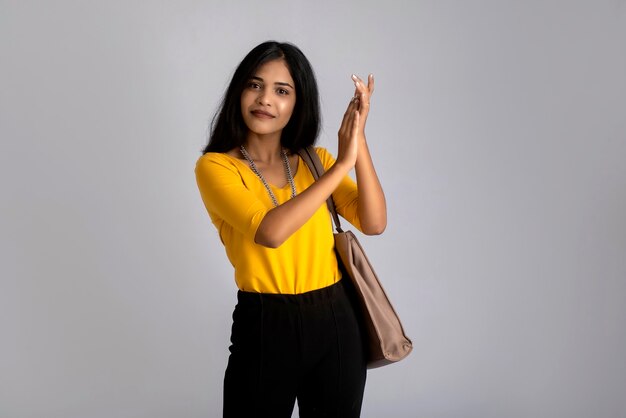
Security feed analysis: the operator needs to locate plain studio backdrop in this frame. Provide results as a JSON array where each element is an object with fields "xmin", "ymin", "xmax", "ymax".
[{"xmin": 1, "ymin": 1, "xmax": 625, "ymax": 417}]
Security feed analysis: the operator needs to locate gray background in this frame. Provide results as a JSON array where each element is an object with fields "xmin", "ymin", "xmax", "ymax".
[{"xmin": 2, "ymin": 0, "xmax": 625, "ymax": 417}]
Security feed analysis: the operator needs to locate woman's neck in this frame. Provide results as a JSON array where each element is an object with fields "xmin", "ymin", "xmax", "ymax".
[{"xmin": 242, "ymin": 134, "xmax": 284, "ymax": 163}]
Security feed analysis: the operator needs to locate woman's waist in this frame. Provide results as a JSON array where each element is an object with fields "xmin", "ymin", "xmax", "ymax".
[
  {"xmin": 234, "ymin": 267, "xmax": 342, "ymax": 295},
  {"xmin": 236, "ymin": 277, "xmax": 348, "ymax": 306}
]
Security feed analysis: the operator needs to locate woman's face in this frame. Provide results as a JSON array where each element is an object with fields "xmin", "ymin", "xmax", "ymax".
[{"xmin": 240, "ymin": 59, "xmax": 296, "ymax": 138}]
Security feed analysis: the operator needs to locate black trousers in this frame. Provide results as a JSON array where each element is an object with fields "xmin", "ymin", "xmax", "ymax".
[{"xmin": 223, "ymin": 279, "xmax": 367, "ymax": 418}]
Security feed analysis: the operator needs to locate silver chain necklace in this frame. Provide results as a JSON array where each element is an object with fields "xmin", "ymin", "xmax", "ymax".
[{"xmin": 240, "ymin": 145, "xmax": 297, "ymax": 207}]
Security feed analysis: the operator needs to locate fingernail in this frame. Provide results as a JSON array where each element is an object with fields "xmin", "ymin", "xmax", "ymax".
[{"xmin": 351, "ymin": 74, "xmax": 357, "ymax": 80}]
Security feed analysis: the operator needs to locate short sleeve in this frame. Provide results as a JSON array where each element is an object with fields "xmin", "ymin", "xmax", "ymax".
[{"xmin": 195, "ymin": 153, "xmax": 270, "ymax": 241}]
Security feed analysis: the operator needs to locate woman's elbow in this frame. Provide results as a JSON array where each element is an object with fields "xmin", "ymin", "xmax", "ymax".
[
  {"xmin": 255, "ymin": 235, "xmax": 282, "ymax": 249},
  {"xmin": 254, "ymin": 228, "xmax": 285, "ymax": 249},
  {"xmin": 361, "ymin": 220, "xmax": 387, "ymax": 235}
]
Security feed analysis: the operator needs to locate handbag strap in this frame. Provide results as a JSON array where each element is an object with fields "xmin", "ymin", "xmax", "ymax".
[{"xmin": 297, "ymin": 146, "xmax": 344, "ymax": 233}]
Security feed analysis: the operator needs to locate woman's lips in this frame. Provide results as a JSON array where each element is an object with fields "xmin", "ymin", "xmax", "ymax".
[{"xmin": 251, "ymin": 110, "xmax": 275, "ymax": 119}]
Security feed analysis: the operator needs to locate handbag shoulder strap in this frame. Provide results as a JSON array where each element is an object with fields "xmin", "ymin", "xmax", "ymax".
[{"xmin": 297, "ymin": 146, "xmax": 344, "ymax": 233}]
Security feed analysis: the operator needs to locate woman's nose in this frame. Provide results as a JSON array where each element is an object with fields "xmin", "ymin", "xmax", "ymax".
[{"xmin": 256, "ymin": 89, "xmax": 270, "ymax": 105}]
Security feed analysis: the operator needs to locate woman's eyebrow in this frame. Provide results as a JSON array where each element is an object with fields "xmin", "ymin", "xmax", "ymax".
[{"xmin": 251, "ymin": 76, "xmax": 294, "ymax": 89}]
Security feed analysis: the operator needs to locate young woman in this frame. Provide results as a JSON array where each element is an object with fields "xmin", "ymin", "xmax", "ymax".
[{"xmin": 195, "ymin": 41, "xmax": 386, "ymax": 417}]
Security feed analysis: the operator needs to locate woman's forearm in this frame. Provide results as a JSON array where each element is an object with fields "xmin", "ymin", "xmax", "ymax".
[
  {"xmin": 254, "ymin": 161, "xmax": 352, "ymax": 248},
  {"xmin": 355, "ymin": 138, "xmax": 387, "ymax": 235}
]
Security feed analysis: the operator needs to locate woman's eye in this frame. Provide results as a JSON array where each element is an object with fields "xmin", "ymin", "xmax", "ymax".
[
  {"xmin": 247, "ymin": 82, "xmax": 261, "ymax": 89},
  {"xmin": 277, "ymin": 88, "xmax": 289, "ymax": 95}
]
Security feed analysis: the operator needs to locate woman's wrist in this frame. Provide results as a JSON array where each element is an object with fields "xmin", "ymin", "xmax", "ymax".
[{"xmin": 330, "ymin": 159, "xmax": 353, "ymax": 177}]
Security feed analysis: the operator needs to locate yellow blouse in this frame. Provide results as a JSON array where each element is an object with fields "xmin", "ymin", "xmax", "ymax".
[{"xmin": 195, "ymin": 147, "xmax": 361, "ymax": 294}]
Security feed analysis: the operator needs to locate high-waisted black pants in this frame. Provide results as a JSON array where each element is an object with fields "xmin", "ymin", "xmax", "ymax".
[{"xmin": 223, "ymin": 279, "xmax": 367, "ymax": 418}]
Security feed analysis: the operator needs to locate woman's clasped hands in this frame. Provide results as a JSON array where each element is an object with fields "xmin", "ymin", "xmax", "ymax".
[{"xmin": 337, "ymin": 73, "xmax": 375, "ymax": 169}]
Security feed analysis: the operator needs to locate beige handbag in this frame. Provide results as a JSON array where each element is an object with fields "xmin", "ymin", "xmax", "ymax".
[{"xmin": 298, "ymin": 147, "xmax": 413, "ymax": 368}]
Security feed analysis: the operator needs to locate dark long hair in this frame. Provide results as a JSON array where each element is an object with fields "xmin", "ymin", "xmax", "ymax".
[{"xmin": 203, "ymin": 41, "xmax": 321, "ymax": 154}]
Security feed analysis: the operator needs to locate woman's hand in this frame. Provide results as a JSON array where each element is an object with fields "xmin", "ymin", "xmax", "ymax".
[
  {"xmin": 351, "ymin": 73, "xmax": 375, "ymax": 140},
  {"xmin": 336, "ymin": 95, "xmax": 360, "ymax": 169},
  {"xmin": 336, "ymin": 74, "xmax": 374, "ymax": 170}
]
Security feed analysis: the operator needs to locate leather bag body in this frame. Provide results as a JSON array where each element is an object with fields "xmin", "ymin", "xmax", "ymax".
[{"xmin": 298, "ymin": 147, "xmax": 413, "ymax": 368}]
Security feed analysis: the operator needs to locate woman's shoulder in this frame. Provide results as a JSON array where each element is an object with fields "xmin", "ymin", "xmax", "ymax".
[{"xmin": 195, "ymin": 151, "xmax": 244, "ymax": 174}]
